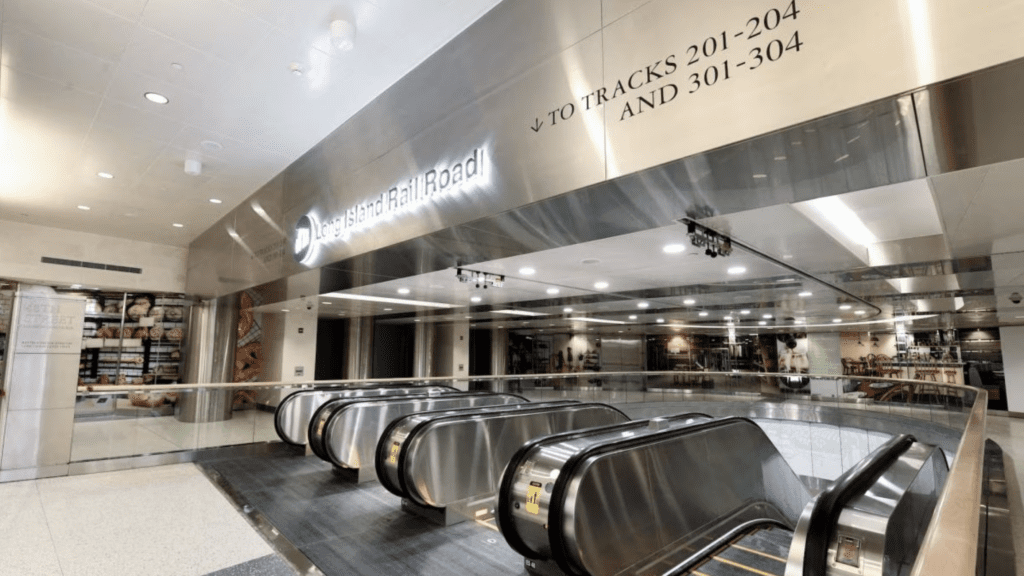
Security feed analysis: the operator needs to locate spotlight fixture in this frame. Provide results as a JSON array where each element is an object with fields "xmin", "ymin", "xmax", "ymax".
[
  {"xmin": 685, "ymin": 219, "xmax": 732, "ymax": 258},
  {"xmin": 456, "ymin": 267, "xmax": 505, "ymax": 289}
]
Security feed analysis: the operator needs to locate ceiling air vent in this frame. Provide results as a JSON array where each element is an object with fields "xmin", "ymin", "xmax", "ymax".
[{"xmin": 40, "ymin": 257, "xmax": 141, "ymax": 275}]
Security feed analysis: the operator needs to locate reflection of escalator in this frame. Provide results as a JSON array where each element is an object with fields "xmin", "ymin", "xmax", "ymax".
[{"xmin": 681, "ymin": 524, "xmax": 791, "ymax": 576}]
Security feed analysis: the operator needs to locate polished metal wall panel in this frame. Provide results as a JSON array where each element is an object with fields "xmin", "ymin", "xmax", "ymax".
[
  {"xmin": 7, "ymin": 354, "xmax": 78, "ymax": 411},
  {"xmin": 402, "ymin": 404, "xmax": 629, "ymax": 508},
  {"xmin": 275, "ymin": 385, "xmax": 454, "ymax": 445},
  {"xmin": 323, "ymin": 393, "xmax": 529, "ymax": 470},
  {"xmin": 0, "ymin": 408, "xmax": 74, "ymax": 470}
]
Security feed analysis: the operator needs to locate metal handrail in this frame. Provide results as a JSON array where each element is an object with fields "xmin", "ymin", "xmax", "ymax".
[
  {"xmin": 75, "ymin": 369, "xmax": 980, "ymax": 395},
  {"xmin": 909, "ymin": 387, "xmax": 987, "ymax": 576}
]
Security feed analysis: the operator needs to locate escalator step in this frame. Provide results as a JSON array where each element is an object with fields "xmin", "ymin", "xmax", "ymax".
[
  {"xmin": 737, "ymin": 529, "xmax": 792, "ymax": 560},
  {"xmin": 715, "ymin": 543, "xmax": 787, "ymax": 576}
]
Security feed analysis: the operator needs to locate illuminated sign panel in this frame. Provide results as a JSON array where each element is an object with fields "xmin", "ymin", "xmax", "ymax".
[{"xmin": 294, "ymin": 147, "xmax": 487, "ymax": 264}]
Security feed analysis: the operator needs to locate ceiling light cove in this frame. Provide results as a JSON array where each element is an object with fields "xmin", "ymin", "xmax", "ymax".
[
  {"xmin": 144, "ymin": 92, "xmax": 169, "ymax": 104},
  {"xmin": 322, "ymin": 293, "xmax": 453, "ymax": 309},
  {"xmin": 570, "ymin": 317, "xmax": 627, "ymax": 325},
  {"xmin": 495, "ymin": 309, "xmax": 547, "ymax": 317}
]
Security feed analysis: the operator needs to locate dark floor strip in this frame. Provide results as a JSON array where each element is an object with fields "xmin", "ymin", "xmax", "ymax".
[{"xmin": 204, "ymin": 554, "xmax": 298, "ymax": 576}]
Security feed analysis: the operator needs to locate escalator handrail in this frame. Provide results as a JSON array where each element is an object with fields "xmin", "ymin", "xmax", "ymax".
[
  {"xmin": 800, "ymin": 433, "xmax": 917, "ymax": 576},
  {"xmin": 496, "ymin": 412, "xmax": 712, "ymax": 560},
  {"xmin": 273, "ymin": 384, "xmax": 458, "ymax": 445},
  {"xmin": 661, "ymin": 518, "xmax": 791, "ymax": 576},
  {"xmin": 548, "ymin": 416, "xmax": 762, "ymax": 576},
  {"xmin": 373, "ymin": 395, "xmax": 546, "ymax": 498},
  {"xmin": 395, "ymin": 402, "xmax": 627, "ymax": 505},
  {"xmin": 318, "ymin": 391, "xmax": 510, "ymax": 468}
]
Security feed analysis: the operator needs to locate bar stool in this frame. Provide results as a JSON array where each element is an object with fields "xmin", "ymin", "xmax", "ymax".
[
  {"xmin": 914, "ymin": 367, "xmax": 938, "ymax": 381},
  {"xmin": 943, "ymin": 369, "xmax": 958, "ymax": 384}
]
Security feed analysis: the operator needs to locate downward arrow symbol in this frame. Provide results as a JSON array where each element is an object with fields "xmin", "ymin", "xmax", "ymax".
[{"xmin": 531, "ymin": 118, "xmax": 543, "ymax": 133}]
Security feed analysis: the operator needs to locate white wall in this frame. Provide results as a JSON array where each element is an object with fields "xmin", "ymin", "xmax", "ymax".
[
  {"xmin": 0, "ymin": 219, "xmax": 187, "ymax": 292},
  {"xmin": 999, "ymin": 326, "xmax": 1024, "ymax": 413}
]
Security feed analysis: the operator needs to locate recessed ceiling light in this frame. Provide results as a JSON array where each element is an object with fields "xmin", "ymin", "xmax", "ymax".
[
  {"xmin": 763, "ymin": 314, "xmax": 773, "ymax": 319},
  {"xmin": 173, "ymin": 223, "xmax": 184, "ymax": 228},
  {"xmin": 656, "ymin": 318, "xmax": 665, "ymax": 323},
  {"xmin": 77, "ymin": 205, "xmax": 90, "ymax": 210},
  {"xmin": 563, "ymin": 307, "xmax": 574, "ymax": 313},
  {"xmin": 200, "ymin": 140, "xmax": 223, "ymax": 151},
  {"xmin": 759, "ymin": 321, "xmax": 767, "ymax": 326},
  {"xmin": 70, "ymin": 284, "xmax": 82, "ymax": 289},
  {"xmin": 594, "ymin": 281, "xmax": 609, "ymax": 289},
  {"xmin": 209, "ymin": 198, "xmax": 223, "ymax": 204},
  {"xmin": 855, "ymin": 310, "xmax": 866, "ymax": 315},
  {"xmin": 628, "ymin": 315, "xmax": 637, "ymax": 320},
  {"xmin": 699, "ymin": 312, "xmax": 709, "ymax": 317},
  {"xmin": 170, "ymin": 62, "xmax": 183, "ymax": 70},
  {"xmin": 383, "ymin": 308, "xmax": 393, "ymax": 311},
  {"xmin": 683, "ymin": 299, "xmax": 696, "ymax": 305},
  {"xmin": 833, "ymin": 319, "xmax": 843, "ymax": 323},
  {"xmin": 727, "ymin": 266, "xmax": 746, "ymax": 275},
  {"xmin": 637, "ymin": 302, "xmax": 649, "ymax": 309},
  {"xmin": 338, "ymin": 313, "xmax": 346, "ymax": 316},
  {"xmin": 753, "ymin": 174, "xmax": 768, "ymax": 179},
  {"xmin": 774, "ymin": 156, "xmax": 787, "ymax": 161},
  {"xmin": 471, "ymin": 296, "xmax": 482, "ymax": 303},
  {"xmin": 414, "ymin": 319, "xmax": 421, "ymax": 322},
  {"xmin": 97, "ymin": 172, "xmax": 114, "ymax": 179},
  {"xmin": 663, "ymin": 244, "xmax": 686, "ymax": 254},
  {"xmin": 794, "ymin": 319, "xmax": 804, "ymax": 324},
  {"xmin": 397, "ymin": 288, "xmax": 411, "ymax": 295},
  {"xmin": 546, "ymin": 288, "xmax": 560, "ymax": 295},
  {"xmin": 144, "ymin": 92, "xmax": 169, "ymax": 104},
  {"xmin": 495, "ymin": 309, "xmax": 547, "ymax": 317},
  {"xmin": 839, "ymin": 304, "xmax": 852, "ymax": 310},
  {"xmin": 724, "ymin": 316, "xmax": 733, "ymax": 321},
  {"xmin": 322, "ymin": 302, "xmax": 331, "ymax": 305},
  {"xmin": 799, "ymin": 291, "xmax": 812, "ymax": 297},
  {"xmin": 740, "ymin": 310, "xmax": 751, "ymax": 315},
  {"xmin": 519, "ymin": 267, "xmax": 536, "ymax": 275},
  {"xmin": 281, "ymin": 309, "xmax": 290, "ymax": 312}
]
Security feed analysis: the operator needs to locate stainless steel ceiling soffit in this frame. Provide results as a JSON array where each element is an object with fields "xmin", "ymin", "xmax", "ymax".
[{"xmin": 317, "ymin": 95, "xmax": 925, "ymax": 295}]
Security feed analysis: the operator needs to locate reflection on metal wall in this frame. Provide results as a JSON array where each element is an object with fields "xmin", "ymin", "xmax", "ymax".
[{"xmin": 187, "ymin": 0, "xmax": 1024, "ymax": 297}]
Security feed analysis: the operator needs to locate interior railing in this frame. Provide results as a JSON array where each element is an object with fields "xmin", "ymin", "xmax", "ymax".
[{"xmin": 75, "ymin": 370, "xmax": 986, "ymax": 576}]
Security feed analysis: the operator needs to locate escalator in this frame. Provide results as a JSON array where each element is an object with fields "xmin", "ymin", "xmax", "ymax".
[
  {"xmin": 274, "ymin": 384, "xmax": 457, "ymax": 445},
  {"xmin": 498, "ymin": 416, "xmax": 949, "ymax": 576}
]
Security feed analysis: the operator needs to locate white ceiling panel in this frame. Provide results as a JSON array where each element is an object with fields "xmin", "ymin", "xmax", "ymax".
[
  {"xmin": 0, "ymin": 25, "xmax": 116, "ymax": 95},
  {"xmin": 118, "ymin": 26, "xmax": 235, "ymax": 96},
  {"xmin": 0, "ymin": 66, "xmax": 102, "ymax": 134},
  {"xmin": 840, "ymin": 180, "xmax": 944, "ymax": 242},
  {"xmin": 945, "ymin": 159, "xmax": 1024, "ymax": 257},
  {"xmin": 928, "ymin": 163, "xmax": 990, "ymax": 238},
  {"xmin": 139, "ymin": 0, "xmax": 273, "ymax": 64},
  {"xmin": 102, "ymin": 66, "xmax": 214, "ymax": 127},
  {"xmin": 3, "ymin": 0, "xmax": 135, "ymax": 61},
  {"xmin": 83, "ymin": 0, "xmax": 151, "ymax": 22},
  {"xmin": 92, "ymin": 98, "xmax": 185, "ymax": 142}
]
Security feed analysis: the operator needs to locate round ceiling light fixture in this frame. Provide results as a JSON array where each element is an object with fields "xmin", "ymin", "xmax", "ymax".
[
  {"xmin": 77, "ymin": 205, "xmax": 91, "ymax": 211},
  {"xmin": 209, "ymin": 198, "xmax": 223, "ymax": 204},
  {"xmin": 330, "ymin": 19, "xmax": 356, "ymax": 51},
  {"xmin": 172, "ymin": 223, "xmax": 184, "ymax": 228},
  {"xmin": 144, "ymin": 92, "xmax": 169, "ymax": 104},
  {"xmin": 97, "ymin": 172, "xmax": 114, "ymax": 179}
]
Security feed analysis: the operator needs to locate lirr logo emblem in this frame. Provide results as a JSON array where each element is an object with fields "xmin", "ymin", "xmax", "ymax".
[{"xmin": 294, "ymin": 215, "xmax": 315, "ymax": 264}]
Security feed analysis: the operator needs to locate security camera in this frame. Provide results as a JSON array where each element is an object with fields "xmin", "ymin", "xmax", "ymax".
[{"xmin": 1011, "ymin": 292, "xmax": 1022, "ymax": 304}]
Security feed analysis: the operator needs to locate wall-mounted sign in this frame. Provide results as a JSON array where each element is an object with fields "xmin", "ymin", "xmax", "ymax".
[
  {"xmin": 15, "ymin": 297, "xmax": 85, "ymax": 354},
  {"xmin": 294, "ymin": 147, "xmax": 487, "ymax": 264}
]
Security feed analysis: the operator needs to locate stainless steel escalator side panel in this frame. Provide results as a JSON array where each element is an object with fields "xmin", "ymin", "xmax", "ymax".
[
  {"xmin": 323, "ymin": 393, "xmax": 531, "ymax": 470},
  {"xmin": 559, "ymin": 418, "xmax": 810, "ymax": 576},
  {"xmin": 500, "ymin": 414, "xmax": 711, "ymax": 559},
  {"xmin": 402, "ymin": 404, "xmax": 631, "ymax": 508},
  {"xmin": 274, "ymin": 385, "xmax": 456, "ymax": 445},
  {"xmin": 306, "ymin": 389, "xmax": 467, "ymax": 460},
  {"xmin": 785, "ymin": 442, "xmax": 949, "ymax": 576},
  {"xmin": 377, "ymin": 400, "xmax": 582, "ymax": 499}
]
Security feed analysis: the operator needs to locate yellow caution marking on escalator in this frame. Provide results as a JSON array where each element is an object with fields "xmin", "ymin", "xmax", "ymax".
[
  {"xmin": 732, "ymin": 544, "xmax": 786, "ymax": 563},
  {"xmin": 711, "ymin": 556, "xmax": 780, "ymax": 576},
  {"xmin": 388, "ymin": 441, "xmax": 400, "ymax": 464},
  {"xmin": 525, "ymin": 481, "xmax": 543, "ymax": 515}
]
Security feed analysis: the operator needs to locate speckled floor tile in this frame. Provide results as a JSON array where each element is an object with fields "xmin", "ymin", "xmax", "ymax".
[{"xmin": 0, "ymin": 481, "xmax": 64, "ymax": 576}]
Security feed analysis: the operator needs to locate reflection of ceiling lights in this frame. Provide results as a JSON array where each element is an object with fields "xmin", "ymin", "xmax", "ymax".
[
  {"xmin": 570, "ymin": 317, "xmax": 627, "ymax": 324},
  {"xmin": 494, "ymin": 309, "xmax": 546, "ymax": 317},
  {"xmin": 797, "ymin": 196, "xmax": 878, "ymax": 246},
  {"xmin": 322, "ymin": 293, "xmax": 453, "ymax": 308}
]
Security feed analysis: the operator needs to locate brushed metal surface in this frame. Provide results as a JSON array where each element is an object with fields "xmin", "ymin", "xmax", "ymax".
[
  {"xmin": 0, "ymin": 408, "xmax": 75, "ymax": 469},
  {"xmin": 322, "ymin": 393, "xmax": 530, "ymax": 471},
  {"xmin": 12, "ymin": 294, "xmax": 85, "ymax": 355},
  {"xmin": 377, "ymin": 400, "xmax": 582, "ymax": 499},
  {"xmin": 274, "ymin": 385, "xmax": 455, "ymax": 445},
  {"xmin": 553, "ymin": 418, "xmax": 808, "ymax": 576},
  {"xmin": 399, "ymin": 403, "xmax": 630, "ymax": 509},
  {"xmin": 7, "ymin": 354, "xmax": 79, "ymax": 411},
  {"xmin": 501, "ymin": 414, "xmax": 710, "ymax": 559}
]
